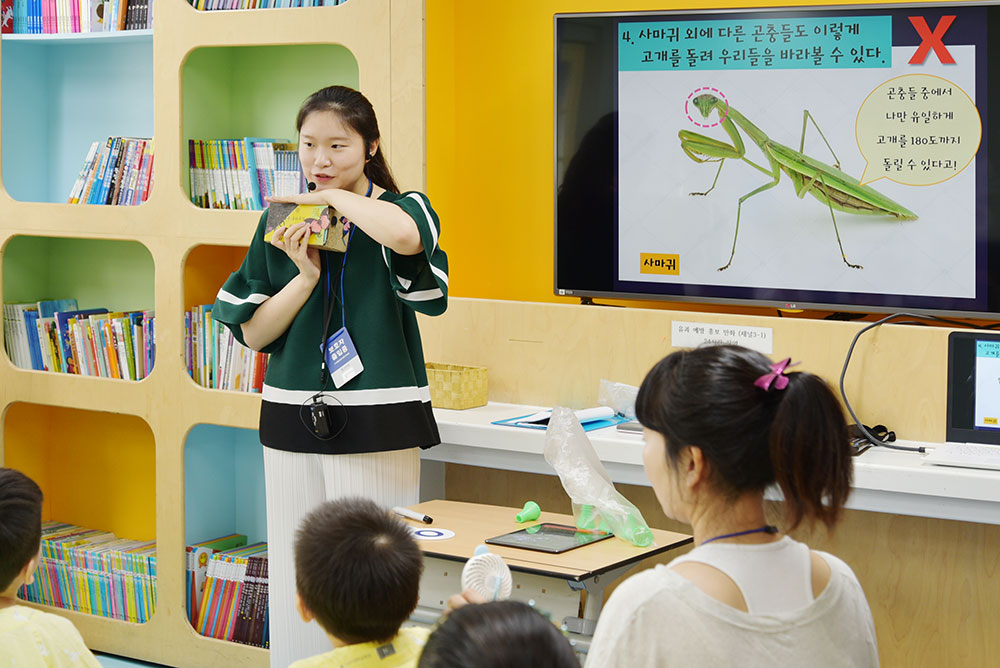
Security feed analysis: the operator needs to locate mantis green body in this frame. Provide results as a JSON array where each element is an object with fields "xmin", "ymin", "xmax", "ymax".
[{"xmin": 678, "ymin": 94, "xmax": 917, "ymax": 271}]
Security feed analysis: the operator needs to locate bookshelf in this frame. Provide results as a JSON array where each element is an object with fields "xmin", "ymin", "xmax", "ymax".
[
  {"xmin": 0, "ymin": 1, "xmax": 426, "ymax": 665},
  {"xmin": 181, "ymin": 43, "xmax": 358, "ymax": 210},
  {"xmin": 184, "ymin": 425, "xmax": 266, "ymax": 548},
  {"xmin": 3, "ymin": 236, "xmax": 154, "ymax": 312},
  {"xmin": 1, "ymin": 34, "xmax": 154, "ymax": 203},
  {"xmin": 4, "ymin": 403, "xmax": 156, "ymax": 541}
]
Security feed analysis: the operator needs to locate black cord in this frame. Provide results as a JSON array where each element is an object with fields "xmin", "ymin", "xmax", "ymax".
[
  {"xmin": 299, "ymin": 392, "xmax": 349, "ymax": 441},
  {"xmin": 839, "ymin": 313, "xmax": 930, "ymax": 452},
  {"xmin": 839, "ymin": 311, "xmax": 1000, "ymax": 453}
]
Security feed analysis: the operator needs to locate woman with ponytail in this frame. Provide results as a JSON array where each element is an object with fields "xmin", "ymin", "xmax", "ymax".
[
  {"xmin": 212, "ymin": 85, "xmax": 448, "ymax": 667},
  {"xmin": 587, "ymin": 345, "xmax": 878, "ymax": 667}
]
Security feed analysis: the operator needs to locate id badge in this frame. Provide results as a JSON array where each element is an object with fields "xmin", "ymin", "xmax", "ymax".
[{"xmin": 324, "ymin": 327, "xmax": 364, "ymax": 388}]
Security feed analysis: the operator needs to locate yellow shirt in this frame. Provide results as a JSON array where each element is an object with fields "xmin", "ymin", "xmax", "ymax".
[
  {"xmin": 0, "ymin": 604, "xmax": 102, "ymax": 668},
  {"xmin": 288, "ymin": 626, "xmax": 430, "ymax": 668}
]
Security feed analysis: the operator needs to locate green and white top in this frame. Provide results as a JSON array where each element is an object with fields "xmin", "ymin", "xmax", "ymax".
[{"xmin": 213, "ymin": 190, "xmax": 448, "ymax": 455}]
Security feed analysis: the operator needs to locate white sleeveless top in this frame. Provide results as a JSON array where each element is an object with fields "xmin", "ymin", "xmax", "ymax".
[
  {"xmin": 668, "ymin": 535, "xmax": 813, "ymax": 614},
  {"xmin": 587, "ymin": 536, "xmax": 879, "ymax": 667}
]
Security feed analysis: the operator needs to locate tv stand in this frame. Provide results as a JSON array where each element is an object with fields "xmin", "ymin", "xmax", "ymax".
[{"xmin": 580, "ymin": 297, "xmax": 623, "ymax": 308}]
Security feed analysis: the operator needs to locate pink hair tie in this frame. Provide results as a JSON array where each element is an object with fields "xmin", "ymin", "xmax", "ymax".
[{"xmin": 754, "ymin": 358, "xmax": 799, "ymax": 391}]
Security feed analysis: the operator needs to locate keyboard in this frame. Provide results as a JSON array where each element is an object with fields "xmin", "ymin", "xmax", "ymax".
[{"xmin": 922, "ymin": 442, "xmax": 1000, "ymax": 471}]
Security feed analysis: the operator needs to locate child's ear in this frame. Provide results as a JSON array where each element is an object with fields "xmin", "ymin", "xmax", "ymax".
[
  {"xmin": 295, "ymin": 593, "xmax": 314, "ymax": 623},
  {"xmin": 21, "ymin": 550, "xmax": 41, "ymax": 587}
]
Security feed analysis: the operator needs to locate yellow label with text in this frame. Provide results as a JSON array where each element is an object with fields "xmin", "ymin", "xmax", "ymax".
[
  {"xmin": 640, "ymin": 253, "xmax": 680, "ymax": 275},
  {"xmin": 985, "ymin": 417, "xmax": 998, "ymax": 425}
]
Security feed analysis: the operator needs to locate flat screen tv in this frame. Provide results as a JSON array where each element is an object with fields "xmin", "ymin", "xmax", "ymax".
[{"xmin": 555, "ymin": 3, "xmax": 1000, "ymax": 317}]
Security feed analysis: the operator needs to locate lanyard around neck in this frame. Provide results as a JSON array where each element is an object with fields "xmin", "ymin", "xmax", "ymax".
[
  {"xmin": 700, "ymin": 525, "xmax": 778, "ymax": 546},
  {"xmin": 319, "ymin": 179, "xmax": 373, "ymax": 369}
]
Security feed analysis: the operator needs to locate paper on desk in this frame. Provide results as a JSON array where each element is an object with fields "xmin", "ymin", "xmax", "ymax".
[{"xmin": 492, "ymin": 406, "xmax": 628, "ymax": 431}]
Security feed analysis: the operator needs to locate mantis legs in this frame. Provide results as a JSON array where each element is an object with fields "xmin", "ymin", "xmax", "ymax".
[
  {"xmin": 800, "ymin": 110, "xmax": 841, "ymax": 170},
  {"xmin": 679, "ymin": 96, "xmax": 875, "ymax": 271}
]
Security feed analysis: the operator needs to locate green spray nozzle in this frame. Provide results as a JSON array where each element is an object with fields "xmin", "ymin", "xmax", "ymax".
[{"xmin": 515, "ymin": 501, "xmax": 541, "ymax": 522}]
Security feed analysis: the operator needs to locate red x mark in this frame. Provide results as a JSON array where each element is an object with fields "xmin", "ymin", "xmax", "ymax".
[{"xmin": 908, "ymin": 15, "xmax": 956, "ymax": 65}]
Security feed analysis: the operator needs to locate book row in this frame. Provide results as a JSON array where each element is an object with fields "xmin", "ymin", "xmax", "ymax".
[
  {"xmin": 68, "ymin": 137, "xmax": 154, "ymax": 206},
  {"xmin": 7, "ymin": 0, "xmax": 153, "ymax": 34},
  {"xmin": 187, "ymin": 0, "xmax": 345, "ymax": 10},
  {"xmin": 18, "ymin": 521, "xmax": 157, "ymax": 624},
  {"xmin": 186, "ymin": 304, "xmax": 268, "ymax": 392},
  {"xmin": 188, "ymin": 137, "xmax": 304, "ymax": 211},
  {"xmin": 187, "ymin": 536, "xmax": 269, "ymax": 648},
  {"xmin": 4, "ymin": 300, "xmax": 155, "ymax": 380}
]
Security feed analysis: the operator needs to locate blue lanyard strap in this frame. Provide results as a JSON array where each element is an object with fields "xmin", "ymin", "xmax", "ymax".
[
  {"xmin": 320, "ymin": 179, "xmax": 373, "ymax": 348},
  {"xmin": 337, "ymin": 227, "xmax": 355, "ymax": 328},
  {"xmin": 700, "ymin": 525, "xmax": 778, "ymax": 546},
  {"xmin": 321, "ymin": 227, "xmax": 354, "ymax": 338}
]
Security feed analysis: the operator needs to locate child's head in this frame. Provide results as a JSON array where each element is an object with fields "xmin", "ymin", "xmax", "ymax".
[
  {"xmin": 294, "ymin": 497, "xmax": 423, "ymax": 645},
  {"xmin": 0, "ymin": 468, "xmax": 44, "ymax": 593},
  {"xmin": 417, "ymin": 600, "xmax": 579, "ymax": 668},
  {"xmin": 636, "ymin": 345, "xmax": 851, "ymax": 530},
  {"xmin": 296, "ymin": 85, "xmax": 399, "ymax": 195}
]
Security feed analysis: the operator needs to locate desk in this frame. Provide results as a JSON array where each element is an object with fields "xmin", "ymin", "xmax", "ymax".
[
  {"xmin": 423, "ymin": 402, "xmax": 1000, "ymax": 525},
  {"xmin": 403, "ymin": 499, "xmax": 691, "ymax": 642}
]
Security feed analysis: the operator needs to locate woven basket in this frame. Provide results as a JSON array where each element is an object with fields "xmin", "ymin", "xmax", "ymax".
[{"xmin": 425, "ymin": 363, "xmax": 488, "ymax": 410}]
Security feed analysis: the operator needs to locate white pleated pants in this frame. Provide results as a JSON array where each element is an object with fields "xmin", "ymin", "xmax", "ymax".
[{"xmin": 262, "ymin": 446, "xmax": 421, "ymax": 668}]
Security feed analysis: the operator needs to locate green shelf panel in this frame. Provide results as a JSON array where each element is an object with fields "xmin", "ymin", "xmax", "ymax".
[
  {"xmin": 181, "ymin": 43, "xmax": 359, "ymax": 198},
  {"xmin": 2, "ymin": 236, "xmax": 154, "ymax": 311}
]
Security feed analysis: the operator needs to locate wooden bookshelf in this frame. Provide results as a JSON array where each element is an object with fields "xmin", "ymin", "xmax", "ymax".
[
  {"xmin": 0, "ymin": 1, "xmax": 426, "ymax": 666},
  {"xmin": 1, "ymin": 36, "xmax": 154, "ymax": 203}
]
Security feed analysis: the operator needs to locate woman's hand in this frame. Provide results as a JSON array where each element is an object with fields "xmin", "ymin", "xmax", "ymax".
[{"xmin": 270, "ymin": 221, "xmax": 320, "ymax": 284}]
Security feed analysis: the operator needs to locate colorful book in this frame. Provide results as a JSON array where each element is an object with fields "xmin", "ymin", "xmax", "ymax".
[
  {"xmin": 71, "ymin": 137, "xmax": 152, "ymax": 205},
  {"xmin": 22, "ymin": 307, "xmax": 43, "ymax": 370},
  {"xmin": 35, "ymin": 316, "xmax": 58, "ymax": 371},
  {"xmin": 54, "ymin": 308, "xmax": 107, "ymax": 374},
  {"xmin": 243, "ymin": 136, "xmax": 285, "ymax": 209},
  {"xmin": 195, "ymin": 543, "xmax": 267, "ymax": 646},
  {"xmin": 37, "ymin": 298, "xmax": 79, "ymax": 319},
  {"xmin": 67, "ymin": 141, "xmax": 100, "ymax": 203},
  {"xmin": 3, "ymin": 303, "xmax": 33, "ymax": 368},
  {"xmin": 186, "ymin": 533, "xmax": 247, "ymax": 624},
  {"xmin": 20, "ymin": 520, "xmax": 156, "ymax": 623},
  {"xmin": 263, "ymin": 203, "xmax": 348, "ymax": 251}
]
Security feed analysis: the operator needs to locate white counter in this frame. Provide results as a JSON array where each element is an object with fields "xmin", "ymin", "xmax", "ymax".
[{"xmin": 424, "ymin": 402, "xmax": 1000, "ymax": 526}]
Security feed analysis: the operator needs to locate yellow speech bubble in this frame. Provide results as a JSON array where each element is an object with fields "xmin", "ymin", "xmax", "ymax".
[{"xmin": 856, "ymin": 74, "xmax": 980, "ymax": 186}]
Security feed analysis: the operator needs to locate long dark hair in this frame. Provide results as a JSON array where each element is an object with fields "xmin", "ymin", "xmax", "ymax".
[
  {"xmin": 296, "ymin": 85, "xmax": 400, "ymax": 194},
  {"xmin": 417, "ymin": 600, "xmax": 579, "ymax": 668},
  {"xmin": 635, "ymin": 345, "xmax": 852, "ymax": 530}
]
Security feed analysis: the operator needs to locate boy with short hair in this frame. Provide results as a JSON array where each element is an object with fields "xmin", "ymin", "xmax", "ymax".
[
  {"xmin": 0, "ymin": 467, "xmax": 102, "ymax": 667},
  {"xmin": 291, "ymin": 497, "xmax": 428, "ymax": 668}
]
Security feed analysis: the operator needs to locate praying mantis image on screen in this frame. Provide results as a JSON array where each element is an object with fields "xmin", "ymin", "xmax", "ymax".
[{"xmin": 678, "ymin": 93, "xmax": 917, "ymax": 271}]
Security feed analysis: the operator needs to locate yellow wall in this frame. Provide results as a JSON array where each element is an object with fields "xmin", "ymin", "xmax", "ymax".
[
  {"xmin": 425, "ymin": 0, "xmax": 924, "ymax": 310},
  {"xmin": 3, "ymin": 404, "xmax": 156, "ymax": 540}
]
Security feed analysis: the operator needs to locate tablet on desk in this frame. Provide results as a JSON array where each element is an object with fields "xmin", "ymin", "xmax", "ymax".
[
  {"xmin": 947, "ymin": 331, "xmax": 1000, "ymax": 446},
  {"xmin": 485, "ymin": 523, "xmax": 614, "ymax": 554}
]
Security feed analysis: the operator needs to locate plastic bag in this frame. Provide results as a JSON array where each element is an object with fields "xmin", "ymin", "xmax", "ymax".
[
  {"xmin": 597, "ymin": 379, "xmax": 639, "ymax": 420},
  {"xmin": 543, "ymin": 406, "xmax": 655, "ymax": 547}
]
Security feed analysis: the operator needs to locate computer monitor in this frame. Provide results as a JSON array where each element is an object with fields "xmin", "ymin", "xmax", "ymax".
[
  {"xmin": 947, "ymin": 330, "xmax": 1000, "ymax": 445},
  {"xmin": 555, "ymin": 4, "xmax": 1000, "ymax": 317}
]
